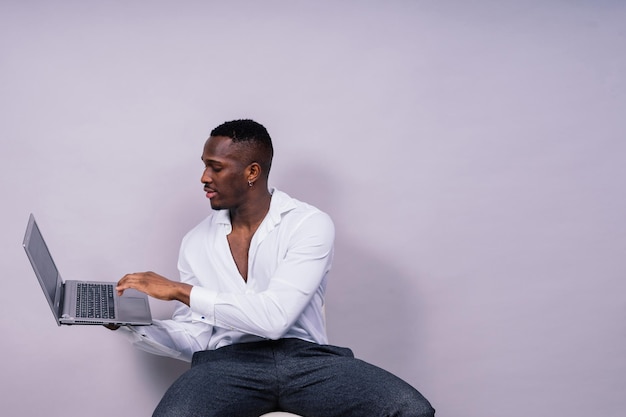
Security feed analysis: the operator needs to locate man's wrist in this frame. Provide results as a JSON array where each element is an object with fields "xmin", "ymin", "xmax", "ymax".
[{"xmin": 176, "ymin": 282, "xmax": 193, "ymax": 306}]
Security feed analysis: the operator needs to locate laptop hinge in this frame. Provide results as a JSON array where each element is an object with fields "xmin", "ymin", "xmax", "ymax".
[{"xmin": 58, "ymin": 282, "xmax": 68, "ymax": 320}]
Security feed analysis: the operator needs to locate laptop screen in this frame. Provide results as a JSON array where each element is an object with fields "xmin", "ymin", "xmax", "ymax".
[{"xmin": 23, "ymin": 214, "xmax": 62, "ymax": 320}]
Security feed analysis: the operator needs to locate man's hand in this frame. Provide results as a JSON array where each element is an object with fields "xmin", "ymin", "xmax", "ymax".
[{"xmin": 116, "ymin": 271, "xmax": 192, "ymax": 306}]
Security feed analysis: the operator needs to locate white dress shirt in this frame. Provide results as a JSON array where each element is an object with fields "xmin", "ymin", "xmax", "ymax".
[{"xmin": 123, "ymin": 189, "xmax": 335, "ymax": 362}]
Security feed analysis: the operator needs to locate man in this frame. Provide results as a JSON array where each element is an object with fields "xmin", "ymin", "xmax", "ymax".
[{"xmin": 115, "ymin": 119, "xmax": 435, "ymax": 416}]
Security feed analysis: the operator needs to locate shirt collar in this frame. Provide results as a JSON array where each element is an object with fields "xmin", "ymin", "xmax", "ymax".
[
  {"xmin": 266, "ymin": 188, "xmax": 297, "ymax": 226},
  {"xmin": 213, "ymin": 187, "xmax": 296, "ymax": 227}
]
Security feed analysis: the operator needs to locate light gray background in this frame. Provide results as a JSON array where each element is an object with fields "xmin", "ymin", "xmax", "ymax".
[{"xmin": 1, "ymin": 1, "xmax": 624, "ymax": 416}]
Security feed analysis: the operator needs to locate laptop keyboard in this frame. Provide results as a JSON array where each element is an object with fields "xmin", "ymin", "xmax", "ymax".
[{"xmin": 76, "ymin": 283, "xmax": 116, "ymax": 319}]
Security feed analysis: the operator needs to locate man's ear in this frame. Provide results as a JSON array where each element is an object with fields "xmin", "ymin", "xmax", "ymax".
[{"xmin": 247, "ymin": 162, "xmax": 262, "ymax": 184}]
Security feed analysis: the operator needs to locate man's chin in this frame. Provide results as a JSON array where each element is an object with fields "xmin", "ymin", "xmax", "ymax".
[{"xmin": 208, "ymin": 200, "xmax": 223, "ymax": 210}]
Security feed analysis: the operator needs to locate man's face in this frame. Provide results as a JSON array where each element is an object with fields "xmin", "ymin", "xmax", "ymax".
[{"xmin": 201, "ymin": 135, "xmax": 249, "ymax": 210}]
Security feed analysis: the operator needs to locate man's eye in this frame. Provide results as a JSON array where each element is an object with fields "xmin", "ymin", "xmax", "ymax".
[{"xmin": 204, "ymin": 164, "xmax": 222, "ymax": 172}]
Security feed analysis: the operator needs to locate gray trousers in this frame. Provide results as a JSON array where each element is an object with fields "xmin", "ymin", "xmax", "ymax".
[{"xmin": 153, "ymin": 338, "xmax": 435, "ymax": 417}]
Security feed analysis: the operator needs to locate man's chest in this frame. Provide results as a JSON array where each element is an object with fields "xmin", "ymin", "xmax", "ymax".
[
  {"xmin": 188, "ymin": 227, "xmax": 287, "ymax": 291},
  {"xmin": 226, "ymin": 231, "xmax": 253, "ymax": 282}
]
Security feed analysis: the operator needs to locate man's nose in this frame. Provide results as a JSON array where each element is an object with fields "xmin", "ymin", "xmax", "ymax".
[{"xmin": 201, "ymin": 169, "xmax": 212, "ymax": 184}]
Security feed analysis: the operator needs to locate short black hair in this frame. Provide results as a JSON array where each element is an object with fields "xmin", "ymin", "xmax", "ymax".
[{"xmin": 210, "ymin": 119, "xmax": 274, "ymax": 176}]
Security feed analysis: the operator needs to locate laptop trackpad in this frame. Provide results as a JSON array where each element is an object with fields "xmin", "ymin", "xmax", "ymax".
[{"xmin": 118, "ymin": 296, "xmax": 149, "ymax": 322}]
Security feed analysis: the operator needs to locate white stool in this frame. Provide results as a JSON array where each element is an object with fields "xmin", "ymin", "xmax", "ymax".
[{"xmin": 259, "ymin": 413, "xmax": 303, "ymax": 417}]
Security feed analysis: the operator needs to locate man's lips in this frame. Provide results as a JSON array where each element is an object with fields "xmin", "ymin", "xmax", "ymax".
[{"xmin": 204, "ymin": 187, "xmax": 217, "ymax": 199}]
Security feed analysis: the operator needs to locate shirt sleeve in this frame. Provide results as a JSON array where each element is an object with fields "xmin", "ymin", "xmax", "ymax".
[
  {"xmin": 122, "ymin": 301, "xmax": 213, "ymax": 362},
  {"xmin": 190, "ymin": 211, "xmax": 334, "ymax": 340}
]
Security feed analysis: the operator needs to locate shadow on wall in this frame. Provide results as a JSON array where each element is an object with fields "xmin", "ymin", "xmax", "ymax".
[
  {"xmin": 277, "ymin": 161, "xmax": 427, "ymax": 383},
  {"xmin": 326, "ymin": 241, "xmax": 427, "ymax": 382},
  {"xmin": 136, "ymin": 349, "xmax": 190, "ymax": 401}
]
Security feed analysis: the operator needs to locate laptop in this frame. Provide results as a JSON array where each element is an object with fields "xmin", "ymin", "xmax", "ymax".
[{"xmin": 22, "ymin": 214, "xmax": 152, "ymax": 326}]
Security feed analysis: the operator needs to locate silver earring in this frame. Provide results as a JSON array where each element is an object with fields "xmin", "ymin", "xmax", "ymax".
[{"xmin": 248, "ymin": 180, "xmax": 253, "ymax": 187}]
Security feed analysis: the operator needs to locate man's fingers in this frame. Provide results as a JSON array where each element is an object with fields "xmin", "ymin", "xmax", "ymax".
[
  {"xmin": 116, "ymin": 271, "xmax": 190, "ymax": 303},
  {"xmin": 116, "ymin": 273, "xmax": 141, "ymax": 295}
]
